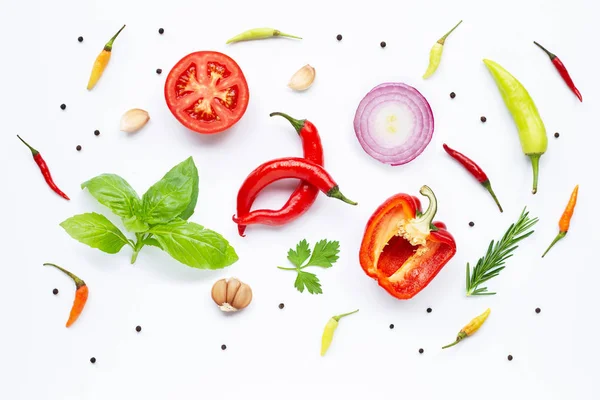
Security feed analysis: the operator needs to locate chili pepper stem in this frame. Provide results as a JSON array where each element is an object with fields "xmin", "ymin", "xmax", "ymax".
[
  {"xmin": 482, "ymin": 181, "xmax": 503, "ymax": 213},
  {"xmin": 442, "ymin": 331, "xmax": 467, "ymax": 349},
  {"xmin": 529, "ymin": 154, "xmax": 541, "ymax": 194},
  {"xmin": 542, "ymin": 231, "xmax": 567, "ymax": 258},
  {"xmin": 104, "ymin": 24, "xmax": 126, "ymax": 51},
  {"xmin": 327, "ymin": 186, "xmax": 357, "ymax": 205},
  {"xmin": 44, "ymin": 263, "xmax": 85, "ymax": 288},
  {"xmin": 274, "ymin": 30, "xmax": 302, "ymax": 40},
  {"xmin": 270, "ymin": 112, "xmax": 305, "ymax": 134},
  {"xmin": 17, "ymin": 135, "xmax": 40, "ymax": 156},
  {"xmin": 333, "ymin": 309, "xmax": 359, "ymax": 321},
  {"xmin": 533, "ymin": 41, "xmax": 556, "ymax": 60},
  {"xmin": 438, "ymin": 20, "xmax": 463, "ymax": 45}
]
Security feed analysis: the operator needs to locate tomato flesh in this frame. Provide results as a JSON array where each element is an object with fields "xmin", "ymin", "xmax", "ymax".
[{"xmin": 165, "ymin": 51, "xmax": 249, "ymax": 134}]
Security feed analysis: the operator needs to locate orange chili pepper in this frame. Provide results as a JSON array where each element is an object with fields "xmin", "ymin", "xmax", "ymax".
[
  {"xmin": 44, "ymin": 263, "xmax": 88, "ymax": 327},
  {"xmin": 542, "ymin": 185, "xmax": 579, "ymax": 258},
  {"xmin": 87, "ymin": 24, "xmax": 126, "ymax": 90}
]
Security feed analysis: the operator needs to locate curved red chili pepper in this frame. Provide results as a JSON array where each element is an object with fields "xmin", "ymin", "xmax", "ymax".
[
  {"xmin": 44, "ymin": 263, "xmax": 88, "ymax": 327},
  {"xmin": 534, "ymin": 41, "xmax": 582, "ymax": 102},
  {"xmin": 234, "ymin": 158, "xmax": 356, "ymax": 223},
  {"xmin": 359, "ymin": 186, "xmax": 456, "ymax": 300},
  {"xmin": 234, "ymin": 112, "xmax": 324, "ymax": 236},
  {"xmin": 17, "ymin": 135, "xmax": 70, "ymax": 200}
]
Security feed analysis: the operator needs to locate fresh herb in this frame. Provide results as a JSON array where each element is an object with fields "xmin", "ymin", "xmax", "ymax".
[
  {"xmin": 466, "ymin": 207, "xmax": 538, "ymax": 296},
  {"xmin": 277, "ymin": 239, "xmax": 340, "ymax": 294},
  {"xmin": 60, "ymin": 157, "xmax": 238, "ymax": 270}
]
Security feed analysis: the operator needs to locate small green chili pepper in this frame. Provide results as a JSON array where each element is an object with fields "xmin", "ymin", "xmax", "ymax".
[
  {"xmin": 483, "ymin": 59, "xmax": 548, "ymax": 194},
  {"xmin": 226, "ymin": 27, "xmax": 302, "ymax": 44},
  {"xmin": 320, "ymin": 309, "xmax": 359, "ymax": 356},
  {"xmin": 422, "ymin": 20, "xmax": 462, "ymax": 79}
]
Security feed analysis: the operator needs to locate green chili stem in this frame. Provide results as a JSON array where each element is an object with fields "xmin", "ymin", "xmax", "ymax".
[
  {"xmin": 17, "ymin": 135, "xmax": 40, "ymax": 156},
  {"xmin": 327, "ymin": 187, "xmax": 358, "ymax": 205},
  {"xmin": 333, "ymin": 309, "xmax": 359, "ymax": 322},
  {"xmin": 273, "ymin": 30, "xmax": 302, "ymax": 40},
  {"xmin": 541, "ymin": 231, "xmax": 566, "ymax": 258},
  {"xmin": 442, "ymin": 332, "xmax": 467, "ymax": 349},
  {"xmin": 270, "ymin": 112, "xmax": 306, "ymax": 134},
  {"xmin": 530, "ymin": 154, "xmax": 541, "ymax": 194},
  {"xmin": 104, "ymin": 24, "xmax": 126, "ymax": 51},
  {"xmin": 44, "ymin": 263, "xmax": 86, "ymax": 288},
  {"xmin": 438, "ymin": 20, "xmax": 463, "ymax": 45},
  {"xmin": 533, "ymin": 41, "xmax": 556, "ymax": 60},
  {"xmin": 482, "ymin": 181, "xmax": 503, "ymax": 213}
]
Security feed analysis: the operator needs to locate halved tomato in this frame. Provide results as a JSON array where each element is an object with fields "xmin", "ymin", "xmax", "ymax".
[{"xmin": 165, "ymin": 51, "xmax": 250, "ymax": 134}]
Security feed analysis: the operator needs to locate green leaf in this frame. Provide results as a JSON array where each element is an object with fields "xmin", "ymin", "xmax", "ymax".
[
  {"xmin": 142, "ymin": 157, "xmax": 197, "ymax": 225},
  {"xmin": 60, "ymin": 212, "xmax": 131, "ymax": 254},
  {"xmin": 143, "ymin": 236, "xmax": 163, "ymax": 250},
  {"xmin": 123, "ymin": 215, "xmax": 150, "ymax": 233},
  {"xmin": 287, "ymin": 239, "xmax": 311, "ymax": 268},
  {"xmin": 150, "ymin": 219, "xmax": 238, "ymax": 269},
  {"xmin": 178, "ymin": 163, "xmax": 199, "ymax": 220},
  {"xmin": 305, "ymin": 239, "xmax": 340, "ymax": 268},
  {"xmin": 81, "ymin": 174, "xmax": 141, "ymax": 219},
  {"xmin": 294, "ymin": 271, "xmax": 322, "ymax": 294}
]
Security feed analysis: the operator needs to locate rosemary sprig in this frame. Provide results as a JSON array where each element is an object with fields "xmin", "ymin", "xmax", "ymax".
[{"xmin": 466, "ymin": 207, "xmax": 538, "ymax": 296}]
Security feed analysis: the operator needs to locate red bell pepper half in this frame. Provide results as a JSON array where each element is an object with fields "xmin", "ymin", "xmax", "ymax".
[{"xmin": 359, "ymin": 186, "xmax": 456, "ymax": 299}]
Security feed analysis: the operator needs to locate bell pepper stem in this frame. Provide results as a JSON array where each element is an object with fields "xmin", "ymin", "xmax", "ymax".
[
  {"xmin": 412, "ymin": 185, "xmax": 438, "ymax": 232},
  {"xmin": 17, "ymin": 135, "xmax": 40, "ymax": 156},
  {"xmin": 104, "ymin": 24, "xmax": 126, "ymax": 51},
  {"xmin": 481, "ymin": 180, "xmax": 503, "ymax": 213},
  {"xmin": 529, "ymin": 154, "xmax": 541, "ymax": 194},
  {"xmin": 327, "ymin": 187, "xmax": 358, "ymax": 205},
  {"xmin": 541, "ymin": 231, "xmax": 566, "ymax": 258},
  {"xmin": 438, "ymin": 20, "xmax": 463, "ymax": 45},
  {"xmin": 269, "ymin": 112, "xmax": 306, "ymax": 134},
  {"xmin": 333, "ymin": 309, "xmax": 359, "ymax": 322}
]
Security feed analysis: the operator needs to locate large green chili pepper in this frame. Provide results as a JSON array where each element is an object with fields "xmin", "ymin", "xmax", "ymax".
[
  {"xmin": 320, "ymin": 309, "xmax": 359, "ymax": 356},
  {"xmin": 483, "ymin": 59, "xmax": 548, "ymax": 194},
  {"xmin": 226, "ymin": 28, "xmax": 302, "ymax": 44},
  {"xmin": 422, "ymin": 20, "xmax": 462, "ymax": 79}
]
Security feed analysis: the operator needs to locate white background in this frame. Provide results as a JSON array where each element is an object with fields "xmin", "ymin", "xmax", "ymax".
[{"xmin": 1, "ymin": 0, "xmax": 598, "ymax": 398}]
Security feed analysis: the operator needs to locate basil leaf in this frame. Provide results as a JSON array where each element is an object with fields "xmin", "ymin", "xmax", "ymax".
[
  {"xmin": 143, "ymin": 237, "xmax": 163, "ymax": 250},
  {"xmin": 178, "ymin": 166, "xmax": 199, "ymax": 220},
  {"xmin": 81, "ymin": 174, "xmax": 141, "ymax": 219},
  {"xmin": 60, "ymin": 212, "xmax": 131, "ymax": 254},
  {"xmin": 150, "ymin": 220, "xmax": 238, "ymax": 269},
  {"xmin": 142, "ymin": 157, "xmax": 196, "ymax": 225},
  {"xmin": 123, "ymin": 215, "xmax": 150, "ymax": 233}
]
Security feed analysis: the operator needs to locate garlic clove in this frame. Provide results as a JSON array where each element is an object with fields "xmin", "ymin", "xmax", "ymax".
[
  {"xmin": 232, "ymin": 283, "xmax": 252, "ymax": 310},
  {"xmin": 120, "ymin": 108, "xmax": 150, "ymax": 133},
  {"xmin": 226, "ymin": 278, "xmax": 241, "ymax": 304},
  {"xmin": 211, "ymin": 278, "xmax": 227, "ymax": 305},
  {"xmin": 288, "ymin": 64, "xmax": 316, "ymax": 91}
]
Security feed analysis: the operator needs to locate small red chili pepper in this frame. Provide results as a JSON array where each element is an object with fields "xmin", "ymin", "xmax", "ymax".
[
  {"xmin": 44, "ymin": 263, "xmax": 88, "ymax": 327},
  {"xmin": 234, "ymin": 112, "xmax": 324, "ymax": 236},
  {"xmin": 443, "ymin": 144, "xmax": 503, "ymax": 212},
  {"xmin": 17, "ymin": 135, "xmax": 70, "ymax": 200},
  {"xmin": 234, "ymin": 158, "xmax": 356, "ymax": 226},
  {"xmin": 534, "ymin": 41, "xmax": 582, "ymax": 102},
  {"xmin": 359, "ymin": 186, "xmax": 456, "ymax": 300}
]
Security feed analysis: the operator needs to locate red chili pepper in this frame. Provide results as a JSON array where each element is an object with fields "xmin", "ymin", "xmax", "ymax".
[
  {"xmin": 44, "ymin": 263, "xmax": 88, "ymax": 327},
  {"xmin": 234, "ymin": 112, "xmax": 324, "ymax": 236},
  {"xmin": 17, "ymin": 135, "xmax": 70, "ymax": 200},
  {"xmin": 359, "ymin": 186, "xmax": 456, "ymax": 300},
  {"xmin": 534, "ymin": 41, "xmax": 582, "ymax": 102},
  {"xmin": 443, "ymin": 144, "xmax": 503, "ymax": 212},
  {"xmin": 234, "ymin": 158, "xmax": 356, "ymax": 226}
]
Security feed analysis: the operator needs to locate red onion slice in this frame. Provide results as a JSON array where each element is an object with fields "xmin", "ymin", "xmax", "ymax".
[{"xmin": 354, "ymin": 83, "xmax": 434, "ymax": 166}]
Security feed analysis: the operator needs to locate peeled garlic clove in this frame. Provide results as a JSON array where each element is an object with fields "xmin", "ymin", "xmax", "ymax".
[
  {"xmin": 226, "ymin": 278, "xmax": 241, "ymax": 304},
  {"xmin": 231, "ymin": 283, "xmax": 252, "ymax": 310},
  {"xmin": 211, "ymin": 278, "xmax": 227, "ymax": 305},
  {"xmin": 288, "ymin": 64, "xmax": 315, "ymax": 91},
  {"xmin": 120, "ymin": 108, "xmax": 150, "ymax": 133}
]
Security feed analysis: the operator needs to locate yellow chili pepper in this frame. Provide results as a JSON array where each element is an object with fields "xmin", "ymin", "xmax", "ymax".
[
  {"xmin": 87, "ymin": 25, "xmax": 126, "ymax": 90},
  {"xmin": 320, "ymin": 309, "xmax": 359, "ymax": 356},
  {"xmin": 542, "ymin": 185, "xmax": 579, "ymax": 258},
  {"xmin": 422, "ymin": 20, "xmax": 463, "ymax": 79},
  {"xmin": 442, "ymin": 308, "xmax": 490, "ymax": 349}
]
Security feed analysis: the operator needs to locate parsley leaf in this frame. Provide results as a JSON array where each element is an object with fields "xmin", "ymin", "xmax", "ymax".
[
  {"xmin": 278, "ymin": 238, "xmax": 340, "ymax": 295},
  {"xmin": 294, "ymin": 271, "xmax": 322, "ymax": 294},
  {"xmin": 305, "ymin": 240, "xmax": 340, "ymax": 268},
  {"xmin": 287, "ymin": 239, "xmax": 311, "ymax": 268}
]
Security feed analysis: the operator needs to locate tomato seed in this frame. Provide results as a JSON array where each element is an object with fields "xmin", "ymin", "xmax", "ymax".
[
  {"xmin": 389, "ymin": 324, "xmax": 394, "ymax": 329},
  {"xmin": 480, "ymin": 116, "xmax": 487, "ymax": 123},
  {"xmin": 94, "ymin": 130, "xmax": 100, "ymax": 136},
  {"xmin": 278, "ymin": 303, "xmax": 284, "ymax": 309},
  {"xmin": 156, "ymin": 68, "xmax": 162, "ymax": 75},
  {"xmin": 76, "ymin": 145, "xmax": 82, "ymax": 151},
  {"xmin": 158, "ymin": 28, "xmax": 164, "ymax": 34},
  {"xmin": 52, "ymin": 288, "xmax": 59, "ymax": 295},
  {"xmin": 78, "ymin": 36, "xmax": 83, "ymax": 43},
  {"xmin": 90, "ymin": 357, "xmax": 96, "ymax": 364},
  {"xmin": 336, "ymin": 34, "xmax": 342, "ymax": 41},
  {"xmin": 221, "ymin": 344, "xmax": 227, "ymax": 350},
  {"xmin": 450, "ymin": 92, "xmax": 456, "ymax": 99},
  {"xmin": 554, "ymin": 132, "xmax": 560, "ymax": 138},
  {"xmin": 60, "ymin": 104, "xmax": 66, "ymax": 110},
  {"xmin": 380, "ymin": 41, "xmax": 387, "ymax": 48}
]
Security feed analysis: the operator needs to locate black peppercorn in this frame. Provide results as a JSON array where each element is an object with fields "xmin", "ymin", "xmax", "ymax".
[
  {"xmin": 450, "ymin": 92, "xmax": 456, "ymax": 99},
  {"xmin": 426, "ymin": 307, "xmax": 432, "ymax": 313},
  {"xmin": 76, "ymin": 145, "xmax": 82, "ymax": 151},
  {"xmin": 221, "ymin": 344, "xmax": 227, "ymax": 350},
  {"xmin": 78, "ymin": 36, "xmax": 84, "ymax": 43},
  {"xmin": 469, "ymin": 221, "xmax": 475, "ymax": 227},
  {"xmin": 158, "ymin": 28, "xmax": 164, "ymax": 34},
  {"xmin": 278, "ymin": 303, "xmax": 285, "ymax": 309},
  {"xmin": 389, "ymin": 324, "xmax": 394, "ymax": 329},
  {"xmin": 535, "ymin": 307, "xmax": 541, "ymax": 314},
  {"xmin": 336, "ymin": 34, "xmax": 342, "ymax": 41},
  {"xmin": 60, "ymin": 104, "xmax": 66, "ymax": 110},
  {"xmin": 480, "ymin": 116, "xmax": 487, "ymax": 123},
  {"xmin": 52, "ymin": 288, "xmax": 59, "ymax": 295},
  {"xmin": 135, "ymin": 325, "xmax": 142, "ymax": 332},
  {"xmin": 380, "ymin": 41, "xmax": 386, "ymax": 48},
  {"xmin": 554, "ymin": 132, "xmax": 560, "ymax": 138},
  {"xmin": 94, "ymin": 130, "xmax": 100, "ymax": 136},
  {"xmin": 90, "ymin": 357, "xmax": 96, "ymax": 364},
  {"xmin": 419, "ymin": 348, "xmax": 424, "ymax": 354},
  {"xmin": 156, "ymin": 68, "xmax": 162, "ymax": 75},
  {"xmin": 508, "ymin": 355, "xmax": 513, "ymax": 361}
]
